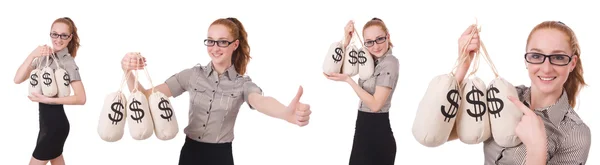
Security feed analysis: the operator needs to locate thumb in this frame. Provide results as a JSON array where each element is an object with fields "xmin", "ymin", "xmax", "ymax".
[
  {"xmin": 290, "ymin": 86, "xmax": 304, "ymax": 104},
  {"xmin": 508, "ymin": 96, "xmax": 534, "ymax": 116}
]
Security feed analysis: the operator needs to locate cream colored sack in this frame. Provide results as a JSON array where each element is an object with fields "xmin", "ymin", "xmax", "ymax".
[
  {"xmin": 54, "ymin": 55, "xmax": 71, "ymax": 98},
  {"xmin": 357, "ymin": 46, "xmax": 374, "ymax": 80},
  {"xmin": 412, "ymin": 74, "xmax": 461, "ymax": 147},
  {"xmin": 97, "ymin": 70, "xmax": 131, "ymax": 142},
  {"xmin": 40, "ymin": 55, "xmax": 58, "ymax": 97},
  {"xmin": 342, "ymin": 35, "xmax": 360, "ymax": 77},
  {"xmin": 28, "ymin": 58, "xmax": 43, "ymax": 97},
  {"xmin": 126, "ymin": 55, "xmax": 155, "ymax": 140},
  {"xmin": 456, "ymin": 77, "xmax": 491, "ymax": 144},
  {"xmin": 322, "ymin": 39, "xmax": 345, "ymax": 75},
  {"xmin": 478, "ymin": 41, "xmax": 523, "ymax": 147},
  {"xmin": 140, "ymin": 65, "xmax": 179, "ymax": 140}
]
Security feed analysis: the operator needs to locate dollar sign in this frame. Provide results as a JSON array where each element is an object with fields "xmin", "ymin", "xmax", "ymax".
[
  {"xmin": 466, "ymin": 86, "xmax": 487, "ymax": 122},
  {"xmin": 357, "ymin": 50, "xmax": 368, "ymax": 65},
  {"xmin": 441, "ymin": 89, "xmax": 460, "ymax": 122},
  {"xmin": 158, "ymin": 98, "xmax": 174, "ymax": 121},
  {"xmin": 108, "ymin": 100, "xmax": 124, "ymax": 125},
  {"xmin": 332, "ymin": 47, "xmax": 343, "ymax": 63},
  {"xmin": 129, "ymin": 98, "xmax": 145, "ymax": 123},
  {"xmin": 30, "ymin": 73, "xmax": 38, "ymax": 87},
  {"xmin": 42, "ymin": 72, "xmax": 52, "ymax": 86},
  {"xmin": 63, "ymin": 73, "xmax": 70, "ymax": 86},
  {"xmin": 486, "ymin": 85, "xmax": 504, "ymax": 118},
  {"xmin": 348, "ymin": 50, "xmax": 358, "ymax": 65}
]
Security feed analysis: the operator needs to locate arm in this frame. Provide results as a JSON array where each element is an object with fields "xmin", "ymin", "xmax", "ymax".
[
  {"xmin": 346, "ymin": 79, "xmax": 392, "ymax": 112},
  {"xmin": 545, "ymin": 124, "xmax": 591, "ymax": 165},
  {"xmin": 46, "ymin": 80, "xmax": 86, "ymax": 105},
  {"xmin": 248, "ymin": 93, "xmax": 294, "ymax": 123},
  {"xmin": 123, "ymin": 70, "xmax": 172, "ymax": 98},
  {"xmin": 14, "ymin": 52, "xmax": 39, "ymax": 84}
]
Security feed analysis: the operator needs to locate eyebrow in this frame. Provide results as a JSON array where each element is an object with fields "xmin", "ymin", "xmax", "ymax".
[
  {"xmin": 207, "ymin": 37, "xmax": 230, "ymax": 40},
  {"xmin": 529, "ymin": 48, "xmax": 568, "ymax": 54},
  {"xmin": 365, "ymin": 35, "xmax": 385, "ymax": 41}
]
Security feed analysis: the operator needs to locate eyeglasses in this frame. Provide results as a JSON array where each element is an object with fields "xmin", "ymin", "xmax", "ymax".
[
  {"xmin": 524, "ymin": 52, "xmax": 573, "ymax": 66},
  {"xmin": 204, "ymin": 39, "xmax": 235, "ymax": 48},
  {"xmin": 364, "ymin": 36, "xmax": 387, "ymax": 47},
  {"xmin": 50, "ymin": 32, "xmax": 71, "ymax": 40}
]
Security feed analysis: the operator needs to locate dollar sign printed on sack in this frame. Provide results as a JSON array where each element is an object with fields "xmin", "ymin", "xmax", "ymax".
[
  {"xmin": 357, "ymin": 50, "xmax": 368, "ymax": 66},
  {"xmin": 30, "ymin": 74, "xmax": 38, "ymax": 87},
  {"xmin": 441, "ymin": 89, "xmax": 460, "ymax": 122},
  {"xmin": 63, "ymin": 73, "xmax": 70, "ymax": 86},
  {"xmin": 348, "ymin": 50, "xmax": 358, "ymax": 65},
  {"xmin": 332, "ymin": 48, "xmax": 343, "ymax": 63},
  {"xmin": 109, "ymin": 100, "xmax": 124, "ymax": 125},
  {"xmin": 129, "ymin": 98, "xmax": 145, "ymax": 123},
  {"xmin": 158, "ymin": 98, "xmax": 174, "ymax": 121},
  {"xmin": 42, "ymin": 72, "xmax": 52, "ymax": 86},
  {"xmin": 466, "ymin": 86, "xmax": 487, "ymax": 122},
  {"xmin": 486, "ymin": 85, "xmax": 504, "ymax": 118}
]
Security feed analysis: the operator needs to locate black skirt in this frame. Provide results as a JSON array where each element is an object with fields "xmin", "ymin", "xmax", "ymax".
[
  {"xmin": 179, "ymin": 136, "xmax": 234, "ymax": 165},
  {"xmin": 349, "ymin": 110, "xmax": 397, "ymax": 165},
  {"xmin": 32, "ymin": 103, "xmax": 70, "ymax": 161}
]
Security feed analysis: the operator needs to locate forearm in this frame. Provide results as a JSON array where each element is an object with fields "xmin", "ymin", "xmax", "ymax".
[
  {"xmin": 14, "ymin": 56, "xmax": 36, "ymax": 84},
  {"xmin": 47, "ymin": 95, "xmax": 86, "ymax": 105},
  {"xmin": 253, "ymin": 95, "xmax": 293, "ymax": 123},
  {"xmin": 346, "ymin": 79, "xmax": 380, "ymax": 112}
]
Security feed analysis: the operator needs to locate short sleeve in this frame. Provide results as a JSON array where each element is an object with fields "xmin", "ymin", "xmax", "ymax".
[
  {"xmin": 242, "ymin": 76, "xmax": 263, "ymax": 110},
  {"xmin": 547, "ymin": 123, "xmax": 591, "ymax": 165},
  {"xmin": 62, "ymin": 57, "xmax": 81, "ymax": 82},
  {"xmin": 375, "ymin": 57, "xmax": 399, "ymax": 89},
  {"xmin": 165, "ymin": 68, "xmax": 195, "ymax": 98}
]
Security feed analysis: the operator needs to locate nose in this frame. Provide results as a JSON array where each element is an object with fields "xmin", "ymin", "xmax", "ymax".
[{"xmin": 540, "ymin": 58, "xmax": 553, "ymax": 73}]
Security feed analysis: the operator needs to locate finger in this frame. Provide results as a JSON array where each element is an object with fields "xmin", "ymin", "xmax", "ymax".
[
  {"xmin": 290, "ymin": 86, "xmax": 304, "ymax": 104},
  {"xmin": 508, "ymin": 96, "xmax": 535, "ymax": 116},
  {"xmin": 297, "ymin": 120, "xmax": 309, "ymax": 127},
  {"xmin": 462, "ymin": 25, "xmax": 476, "ymax": 36}
]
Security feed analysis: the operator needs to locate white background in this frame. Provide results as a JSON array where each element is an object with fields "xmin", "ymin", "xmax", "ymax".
[{"xmin": 1, "ymin": 0, "xmax": 598, "ymax": 164}]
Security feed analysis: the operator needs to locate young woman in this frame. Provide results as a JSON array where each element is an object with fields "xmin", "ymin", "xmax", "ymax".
[
  {"xmin": 449, "ymin": 21, "xmax": 591, "ymax": 165},
  {"xmin": 13, "ymin": 17, "xmax": 86, "ymax": 165},
  {"xmin": 324, "ymin": 18, "xmax": 399, "ymax": 165},
  {"xmin": 120, "ymin": 17, "xmax": 312, "ymax": 165}
]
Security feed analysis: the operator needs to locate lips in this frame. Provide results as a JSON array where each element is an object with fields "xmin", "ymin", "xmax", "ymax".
[
  {"xmin": 538, "ymin": 76, "xmax": 557, "ymax": 81},
  {"xmin": 211, "ymin": 53, "xmax": 222, "ymax": 58}
]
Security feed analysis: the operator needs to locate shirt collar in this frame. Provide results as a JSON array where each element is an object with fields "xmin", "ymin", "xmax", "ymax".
[
  {"xmin": 55, "ymin": 48, "xmax": 69, "ymax": 58},
  {"xmin": 203, "ymin": 62, "xmax": 238, "ymax": 81},
  {"xmin": 522, "ymin": 87, "xmax": 570, "ymax": 126}
]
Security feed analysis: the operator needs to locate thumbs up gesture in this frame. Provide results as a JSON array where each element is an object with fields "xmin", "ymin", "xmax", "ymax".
[
  {"xmin": 508, "ymin": 96, "xmax": 547, "ymax": 150},
  {"xmin": 287, "ymin": 86, "xmax": 311, "ymax": 127}
]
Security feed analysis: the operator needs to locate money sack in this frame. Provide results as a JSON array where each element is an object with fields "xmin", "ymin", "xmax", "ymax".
[
  {"xmin": 98, "ymin": 92, "xmax": 128, "ymax": 142},
  {"xmin": 323, "ymin": 41, "xmax": 345, "ymax": 75},
  {"xmin": 456, "ymin": 77, "xmax": 491, "ymax": 144},
  {"xmin": 54, "ymin": 56, "xmax": 71, "ymax": 98},
  {"xmin": 357, "ymin": 47, "xmax": 375, "ymax": 80},
  {"xmin": 127, "ymin": 91, "xmax": 155, "ymax": 140},
  {"xmin": 412, "ymin": 73, "xmax": 461, "ymax": 147},
  {"xmin": 342, "ymin": 44, "xmax": 360, "ymax": 76},
  {"xmin": 149, "ymin": 92, "xmax": 179, "ymax": 140},
  {"xmin": 40, "ymin": 65, "xmax": 58, "ymax": 97},
  {"xmin": 28, "ymin": 68, "xmax": 42, "ymax": 97},
  {"xmin": 487, "ymin": 78, "xmax": 522, "ymax": 147}
]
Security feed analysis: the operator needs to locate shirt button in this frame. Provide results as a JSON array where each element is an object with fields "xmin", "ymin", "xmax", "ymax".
[
  {"xmin": 206, "ymin": 111, "xmax": 209, "ymax": 114},
  {"xmin": 198, "ymin": 136, "xmax": 202, "ymax": 139},
  {"xmin": 212, "ymin": 90, "xmax": 215, "ymax": 92},
  {"xmin": 215, "ymin": 81, "xmax": 218, "ymax": 83},
  {"xmin": 203, "ymin": 124, "xmax": 206, "ymax": 127},
  {"xmin": 209, "ymin": 99, "xmax": 212, "ymax": 102}
]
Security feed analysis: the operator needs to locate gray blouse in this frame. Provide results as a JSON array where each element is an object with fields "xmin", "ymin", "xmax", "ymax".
[
  {"xmin": 30, "ymin": 48, "xmax": 82, "ymax": 85},
  {"xmin": 483, "ymin": 85, "xmax": 591, "ymax": 165},
  {"xmin": 165, "ymin": 62, "xmax": 263, "ymax": 143},
  {"xmin": 357, "ymin": 49, "xmax": 399, "ymax": 113}
]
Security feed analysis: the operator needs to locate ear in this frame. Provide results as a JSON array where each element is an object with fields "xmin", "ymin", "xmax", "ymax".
[
  {"xmin": 569, "ymin": 55, "xmax": 578, "ymax": 72},
  {"xmin": 233, "ymin": 39, "xmax": 240, "ymax": 50}
]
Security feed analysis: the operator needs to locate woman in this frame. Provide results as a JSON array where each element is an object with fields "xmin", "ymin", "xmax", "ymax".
[
  {"xmin": 13, "ymin": 17, "xmax": 86, "ymax": 165},
  {"xmin": 324, "ymin": 18, "xmax": 399, "ymax": 165},
  {"xmin": 449, "ymin": 21, "xmax": 591, "ymax": 165},
  {"xmin": 120, "ymin": 17, "xmax": 312, "ymax": 165}
]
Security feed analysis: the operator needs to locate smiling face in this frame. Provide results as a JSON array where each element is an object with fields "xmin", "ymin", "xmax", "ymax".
[
  {"xmin": 50, "ymin": 22, "xmax": 72, "ymax": 51},
  {"xmin": 525, "ymin": 28, "xmax": 578, "ymax": 95},
  {"xmin": 363, "ymin": 26, "xmax": 389, "ymax": 57},
  {"xmin": 206, "ymin": 24, "xmax": 239, "ymax": 66}
]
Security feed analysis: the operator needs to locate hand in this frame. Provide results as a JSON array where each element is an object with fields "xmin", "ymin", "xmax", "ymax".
[
  {"xmin": 286, "ymin": 86, "xmax": 311, "ymax": 127},
  {"xmin": 31, "ymin": 45, "xmax": 54, "ymax": 58},
  {"xmin": 28, "ymin": 92, "xmax": 53, "ymax": 104},
  {"xmin": 323, "ymin": 72, "xmax": 351, "ymax": 82},
  {"xmin": 458, "ymin": 25, "xmax": 480, "ymax": 61},
  {"xmin": 344, "ymin": 20, "xmax": 355, "ymax": 47},
  {"xmin": 508, "ymin": 96, "xmax": 547, "ymax": 150},
  {"xmin": 121, "ymin": 52, "xmax": 146, "ymax": 72}
]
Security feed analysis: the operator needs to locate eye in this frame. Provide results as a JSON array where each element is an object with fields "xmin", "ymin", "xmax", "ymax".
[
  {"xmin": 218, "ymin": 40, "xmax": 229, "ymax": 45},
  {"xmin": 531, "ymin": 54, "xmax": 541, "ymax": 59},
  {"xmin": 376, "ymin": 37, "xmax": 385, "ymax": 42}
]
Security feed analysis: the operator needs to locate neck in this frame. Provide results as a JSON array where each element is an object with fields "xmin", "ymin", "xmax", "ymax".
[
  {"xmin": 530, "ymin": 85, "xmax": 563, "ymax": 110},
  {"xmin": 212, "ymin": 61, "xmax": 232, "ymax": 75}
]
